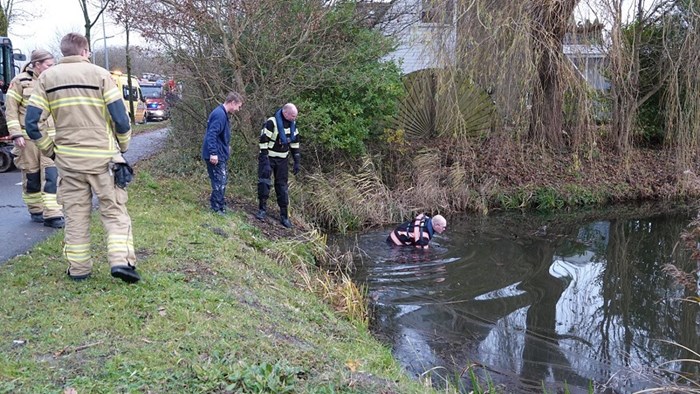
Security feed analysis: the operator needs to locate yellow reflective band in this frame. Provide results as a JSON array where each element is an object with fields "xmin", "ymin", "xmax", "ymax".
[
  {"xmin": 6, "ymin": 89, "xmax": 22, "ymax": 101},
  {"xmin": 116, "ymin": 133, "xmax": 131, "ymax": 144},
  {"xmin": 46, "ymin": 129, "xmax": 56, "ymax": 138},
  {"xmin": 103, "ymin": 87, "xmax": 121, "ymax": 102},
  {"xmin": 22, "ymin": 192, "xmax": 42, "ymax": 204},
  {"xmin": 6, "ymin": 120, "xmax": 20, "ymax": 128},
  {"xmin": 35, "ymin": 136, "xmax": 53, "ymax": 150},
  {"xmin": 42, "ymin": 194, "xmax": 61, "ymax": 210},
  {"xmin": 28, "ymin": 95, "xmax": 49, "ymax": 111},
  {"xmin": 50, "ymin": 96, "xmax": 105, "ymax": 109},
  {"xmin": 289, "ymin": 142, "xmax": 300, "ymax": 149},
  {"xmin": 64, "ymin": 243, "xmax": 91, "ymax": 251},
  {"xmin": 55, "ymin": 145, "xmax": 118, "ymax": 158},
  {"xmin": 262, "ymin": 129, "xmax": 273, "ymax": 139}
]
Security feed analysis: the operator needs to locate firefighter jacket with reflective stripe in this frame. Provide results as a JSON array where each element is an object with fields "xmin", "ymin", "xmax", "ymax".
[
  {"xmin": 259, "ymin": 115, "xmax": 300, "ymax": 159},
  {"xmin": 27, "ymin": 56, "xmax": 131, "ymax": 173},
  {"xmin": 5, "ymin": 70, "xmax": 55, "ymax": 140}
]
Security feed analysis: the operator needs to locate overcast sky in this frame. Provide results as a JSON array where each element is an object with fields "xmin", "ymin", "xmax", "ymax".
[{"xmin": 9, "ymin": 0, "xmax": 143, "ymax": 58}]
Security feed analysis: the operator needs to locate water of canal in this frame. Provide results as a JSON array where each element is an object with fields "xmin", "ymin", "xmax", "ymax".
[{"xmin": 340, "ymin": 203, "xmax": 700, "ymax": 393}]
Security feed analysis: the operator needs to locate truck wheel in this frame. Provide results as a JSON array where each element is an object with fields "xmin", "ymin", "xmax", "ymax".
[{"xmin": 0, "ymin": 149, "xmax": 15, "ymax": 172}]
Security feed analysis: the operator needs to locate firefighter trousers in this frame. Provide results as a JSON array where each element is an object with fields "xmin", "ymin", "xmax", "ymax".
[
  {"xmin": 58, "ymin": 167, "xmax": 136, "ymax": 276},
  {"xmin": 12, "ymin": 140, "xmax": 62, "ymax": 219}
]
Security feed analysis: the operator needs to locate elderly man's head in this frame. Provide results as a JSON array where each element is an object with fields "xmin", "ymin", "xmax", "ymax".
[
  {"xmin": 432, "ymin": 215, "xmax": 447, "ymax": 234},
  {"xmin": 282, "ymin": 103, "xmax": 298, "ymax": 121}
]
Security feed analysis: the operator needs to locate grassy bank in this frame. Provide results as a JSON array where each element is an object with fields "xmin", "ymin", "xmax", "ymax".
[{"xmin": 0, "ymin": 161, "xmax": 431, "ymax": 393}]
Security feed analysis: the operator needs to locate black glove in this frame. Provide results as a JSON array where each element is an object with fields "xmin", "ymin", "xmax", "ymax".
[
  {"xmin": 292, "ymin": 153, "xmax": 300, "ymax": 175},
  {"xmin": 114, "ymin": 161, "xmax": 134, "ymax": 188},
  {"xmin": 258, "ymin": 153, "xmax": 271, "ymax": 179}
]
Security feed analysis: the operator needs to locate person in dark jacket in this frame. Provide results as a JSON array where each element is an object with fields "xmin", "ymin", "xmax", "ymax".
[
  {"xmin": 201, "ymin": 92, "xmax": 243, "ymax": 214},
  {"xmin": 255, "ymin": 103, "xmax": 300, "ymax": 228},
  {"xmin": 387, "ymin": 213, "xmax": 447, "ymax": 249}
]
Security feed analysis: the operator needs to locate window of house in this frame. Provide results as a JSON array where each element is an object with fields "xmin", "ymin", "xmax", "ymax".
[{"xmin": 420, "ymin": 0, "xmax": 454, "ymax": 25}]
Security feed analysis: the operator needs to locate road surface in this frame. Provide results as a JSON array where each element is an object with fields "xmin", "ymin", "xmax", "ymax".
[{"xmin": 0, "ymin": 127, "xmax": 169, "ymax": 264}]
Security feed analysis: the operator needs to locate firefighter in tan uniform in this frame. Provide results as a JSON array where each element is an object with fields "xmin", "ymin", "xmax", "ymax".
[
  {"xmin": 6, "ymin": 50, "xmax": 64, "ymax": 228},
  {"xmin": 25, "ymin": 33, "xmax": 140, "ymax": 283}
]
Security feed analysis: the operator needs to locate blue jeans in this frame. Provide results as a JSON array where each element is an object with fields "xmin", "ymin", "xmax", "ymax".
[{"xmin": 206, "ymin": 160, "xmax": 227, "ymax": 212}]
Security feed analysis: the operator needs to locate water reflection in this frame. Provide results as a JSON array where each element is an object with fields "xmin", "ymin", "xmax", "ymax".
[{"xmin": 346, "ymin": 209, "xmax": 700, "ymax": 393}]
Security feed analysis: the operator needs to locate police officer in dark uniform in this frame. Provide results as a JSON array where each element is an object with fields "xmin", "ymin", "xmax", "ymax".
[{"xmin": 255, "ymin": 103, "xmax": 300, "ymax": 228}]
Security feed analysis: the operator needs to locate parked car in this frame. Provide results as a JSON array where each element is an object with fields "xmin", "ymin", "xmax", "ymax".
[{"xmin": 140, "ymin": 81, "xmax": 170, "ymax": 121}]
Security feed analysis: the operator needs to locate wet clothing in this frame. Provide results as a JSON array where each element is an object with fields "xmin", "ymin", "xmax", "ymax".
[
  {"xmin": 206, "ymin": 161, "xmax": 227, "ymax": 212},
  {"xmin": 5, "ymin": 69, "xmax": 62, "ymax": 220},
  {"xmin": 257, "ymin": 110, "xmax": 300, "ymax": 219},
  {"xmin": 201, "ymin": 104, "xmax": 231, "ymax": 212},
  {"xmin": 387, "ymin": 214, "xmax": 435, "ymax": 249},
  {"xmin": 25, "ymin": 55, "xmax": 135, "ymax": 277},
  {"xmin": 201, "ymin": 104, "xmax": 231, "ymax": 162}
]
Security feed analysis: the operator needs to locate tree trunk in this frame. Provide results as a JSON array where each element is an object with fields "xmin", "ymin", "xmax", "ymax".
[
  {"xmin": 0, "ymin": 3, "xmax": 8, "ymax": 37},
  {"xmin": 529, "ymin": 0, "xmax": 580, "ymax": 148}
]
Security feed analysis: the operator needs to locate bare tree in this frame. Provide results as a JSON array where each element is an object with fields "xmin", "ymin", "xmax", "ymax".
[
  {"xmin": 78, "ymin": 0, "xmax": 113, "ymax": 50},
  {"xmin": 0, "ymin": 0, "xmax": 40, "ymax": 36},
  {"xmin": 529, "ymin": 0, "xmax": 581, "ymax": 148}
]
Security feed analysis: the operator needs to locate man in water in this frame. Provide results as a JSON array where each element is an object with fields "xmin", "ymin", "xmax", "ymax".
[{"xmin": 387, "ymin": 213, "xmax": 447, "ymax": 249}]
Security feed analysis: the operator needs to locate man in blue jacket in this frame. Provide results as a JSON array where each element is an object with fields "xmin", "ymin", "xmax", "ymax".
[{"xmin": 201, "ymin": 92, "xmax": 243, "ymax": 214}]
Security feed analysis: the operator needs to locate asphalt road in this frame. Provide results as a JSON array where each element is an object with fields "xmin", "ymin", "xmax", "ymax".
[{"xmin": 0, "ymin": 127, "xmax": 169, "ymax": 264}]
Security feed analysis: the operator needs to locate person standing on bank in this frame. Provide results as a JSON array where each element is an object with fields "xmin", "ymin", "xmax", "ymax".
[
  {"xmin": 25, "ymin": 32, "xmax": 140, "ymax": 283},
  {"xmin": 6, "ymin": 50, "xmax": 64, "ymax": 228},
  {"xmin": 201, "ymin": 92, "xmax": 244, "ymax": 214},
  {"xmin": 255, "ymin": 103, "xmax": 300, "ymax": 228},
  {"xmin": 387, "ymin": 213, "xmax": 447, "ymax": 249}
]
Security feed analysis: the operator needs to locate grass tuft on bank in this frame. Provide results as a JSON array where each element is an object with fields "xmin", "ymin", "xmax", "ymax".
[{"xmin": 0, "ymin": 164, "xmax": 432, "ymax": 393}]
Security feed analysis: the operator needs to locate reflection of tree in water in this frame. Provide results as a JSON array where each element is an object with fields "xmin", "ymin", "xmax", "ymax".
[
  {"xmin": 518, "ymin": 241, "xmax": 591, "ymax": 389},
  {"xmin": 598, "ymin": 214, "xmax": 699, "ymax": 385}
]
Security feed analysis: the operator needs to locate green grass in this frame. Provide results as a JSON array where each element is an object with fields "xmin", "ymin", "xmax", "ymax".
[
  {"xmin": 132, "ymin": 119, "xmax": 170, "ymax": 135},
  {"xmin": 0, "ymin": 167, "xmax": 432, "ymax": 393}
]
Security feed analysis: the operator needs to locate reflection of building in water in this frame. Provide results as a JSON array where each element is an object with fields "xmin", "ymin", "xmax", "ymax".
[{"xmin": 365, "ymin": 215, "xmax": 697, "ymax": 392}]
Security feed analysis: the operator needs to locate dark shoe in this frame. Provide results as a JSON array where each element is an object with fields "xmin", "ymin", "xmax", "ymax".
[
  {"xmin": 280, "ymin": 217, "xmax": 292, "ymax": 228},
  {"xmin": 255, "ymin": 209, "xmax": 266, "ymax": 220},
  {"xmin": 67, "ymin": 269, "xmax": 91, "ymax": 281},
  {"xmin": 214, "ymin": 209, "xmax": 226, "ymax": 216},
  {"xmin": 30, "ymin": 213, "xmax": 44, "ymax": 223},
  {"xmin": 44, "ymin": 217, "xmax": 65, "ymax": 229},
  {"xmin": 110, "ymin": 265, "xmax": 141, "ymax": 284}
]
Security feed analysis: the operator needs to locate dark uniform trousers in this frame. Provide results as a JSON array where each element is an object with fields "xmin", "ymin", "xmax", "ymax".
[{"xmin": 258, "ymin": 155, "xmax": 289, "ymax": 218}]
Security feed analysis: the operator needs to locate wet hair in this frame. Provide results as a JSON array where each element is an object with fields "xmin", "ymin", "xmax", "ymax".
[
  {"xmin": 225, "ymin": 91, "xmax": 243, "ymax": 104},
  {"xmin": 432, "ymin": 215, "xmax": 447, "ymax": 228},
  {"xmin": 60, "ymin": 33, "xmax": 88, "ymax": 57}
]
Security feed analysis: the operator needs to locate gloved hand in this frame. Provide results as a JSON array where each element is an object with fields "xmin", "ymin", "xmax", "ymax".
[
  {"xmin": 292, "ymin": 153, "xmax": 301, "ymax": 175},
  {"xmin": 259, "ymin": 153, "xmax": 271, "ymax": 179},
  {"xmin": 114, "ymin": 161, "xmax": 134, "ymax": 188}
]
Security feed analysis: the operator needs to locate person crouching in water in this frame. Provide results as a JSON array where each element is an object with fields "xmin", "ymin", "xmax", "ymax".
[{"xmin": 387, "ymin": 213, "xmax": 447, "ymax": 249}]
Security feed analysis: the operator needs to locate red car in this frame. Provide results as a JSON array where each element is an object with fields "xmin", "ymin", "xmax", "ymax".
[{"xmin": 140, "ymin": 82, "xmax": 170, "ymax": 121}]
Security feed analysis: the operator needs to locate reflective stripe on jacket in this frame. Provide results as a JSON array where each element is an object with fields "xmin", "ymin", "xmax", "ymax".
[
  {"xmin": 28, "ymin": 56, "xmax": 130, "ymax": 173},
  {"xmin": 6, "ymin": 70, "xmax": 55, "ymax": 139},
  {"xmin": 259, "ymin": 116, "xmax": 300, "ymax": 159}
]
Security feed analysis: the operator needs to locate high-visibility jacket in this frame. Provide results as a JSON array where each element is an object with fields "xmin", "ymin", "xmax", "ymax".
[
  {"xmin": 26, "ymin": 56, "xmax": 131, "ymax": 174},
  {"xmin": 5, "ymin": 69, "xmax": 55, "ymax": 140},
  {"xmin": 388, "ymin": 214, "xmax": 435, "ymax": 249},
  {"xmin": 258, "ymin": 111, "xmax": 300, "ymax": 159}
]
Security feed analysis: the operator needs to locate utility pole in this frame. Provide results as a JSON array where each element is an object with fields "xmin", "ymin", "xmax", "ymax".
[{"xmin": 101, "ymin": 0, "xmax": 109, "ymax": 70}]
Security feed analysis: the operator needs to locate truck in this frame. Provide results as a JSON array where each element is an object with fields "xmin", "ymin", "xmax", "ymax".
[
  {"xmin": 140, "ymin": 80, "xmax": 170, "ymax": 121},
  {"xmin": 0, "ymin": 37, "xmax": 26, "ymax": 172},
  {"xmin": 110, "ymin": 71, "xmax": 147, "ymax": 125}
]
